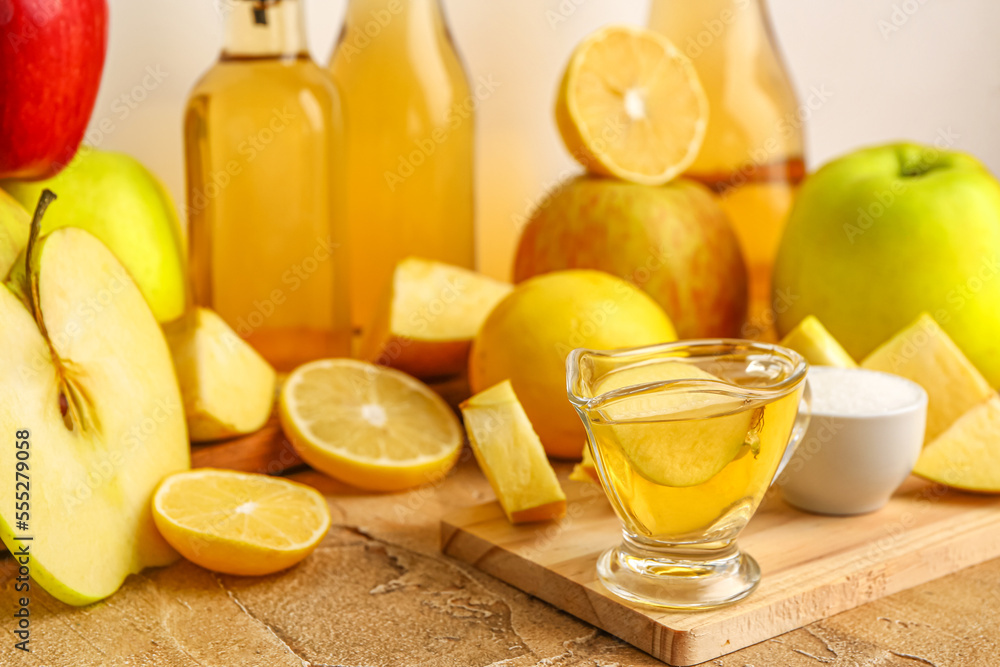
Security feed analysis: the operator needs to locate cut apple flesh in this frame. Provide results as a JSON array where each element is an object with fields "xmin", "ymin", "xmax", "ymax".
[
  {"xmin": 361, "ymin": 257, "xmax": 512, "ymax": 379},
  {"xmin": 570, "ymin": 444, "xmax": 601, "ymax": 484},
  {"xmin": 914, "ymin": 395, "xmax": 1000, "ymax": 492},
  {"xmin": 460, "ymin": 380, "xmax": 566, "ymax": 523},
  {"xmin": 862, "ymin": 313, "xmax": 994, "ymax": 443},
  {"xmin": 0, "ymin": 225, "xmax": 189, "ymax": 605},
  {"xmin": 0, "ymin": 187, "xmax": 30, "ymax": 277},
  {"xmin": 166, "ymin": 307, "xmax": 276, "ymax": 442},
  {"xmin": 780, "ymin": 315, "xmax": 857, "ymax": 368},
  {"xmin": 592, "ymin": 362, "xmax": 755, "ymax": 487}
]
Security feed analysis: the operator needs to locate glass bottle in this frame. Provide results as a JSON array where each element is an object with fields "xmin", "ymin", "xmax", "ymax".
[
  {"xmin": 330, "ymin": 0, "xmax": 475, "ymax": 333},
  {"xmin": 648, "ymin": 0, "xmax": 804, "ymax": 334},
  {"xmin": 185, "ymin": 0, "xmax": 350, "ymax": 370}
]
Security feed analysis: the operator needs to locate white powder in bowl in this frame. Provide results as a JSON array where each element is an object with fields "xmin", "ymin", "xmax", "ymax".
[{"xmin": 807, "ymin": 366, "xmax": 926, "ymax": 416}]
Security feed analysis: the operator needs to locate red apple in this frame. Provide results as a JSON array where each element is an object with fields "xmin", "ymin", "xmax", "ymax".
[
  {"xmin": 514, "ymin": 176, "xmax": 748, "ymax": 338},
  {"xmin": 0, "ymin": 0, "xmax": 108, "ymax": 180}
]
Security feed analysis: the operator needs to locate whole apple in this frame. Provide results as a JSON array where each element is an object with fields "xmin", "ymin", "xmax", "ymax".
[
  {"xmin": 514, "ymin": 176, "xmax": 748, "ymax": 338},
  {"xmin": 0, "ymin": 0, "xmax": 108, "ymax": 179},
  {"xmin": 773, "ymin": 142, "xmax": 1000, "ymax": 386},
  {"xmin": 2, "ymin": 149, "xmax": 188, "ymax": 323}
]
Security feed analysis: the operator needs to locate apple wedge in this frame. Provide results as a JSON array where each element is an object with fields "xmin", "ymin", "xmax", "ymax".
[
  {"xmin": 165, "ymin": 307, "xmax": 277, "ymax": 442},
  {"xmin": 460, "ymin": 380, "xmax": 566, "ymax": 523},
  {"xmin": 0, "ymin": 187, "xmax": 29, "ymax": 277},
  {"xmin": 360, "ymin": 257, "xmax": 512, "ymax": 379},
  {"xmin": 0, "ymin": 191, "xmax": 189, "ymax": 605},
  {"xmin": 862, "ymin": 313, "xmax": 995, "ymax": 443},
  {"xmin": 569, "ymin": 445, "xmax": 601, "ymax": 484},
  {"xmin": 914, "ymin": 396, "xmax": 1000, "ymax": 492},
  {"xmin": 780, "ymin": 315, "xmax": 857, "ymax": 368}
]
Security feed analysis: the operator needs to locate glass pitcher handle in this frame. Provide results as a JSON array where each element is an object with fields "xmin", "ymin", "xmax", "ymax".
[{"xmin": 772, "ymin": 379, "xmax": 812, "ymax": 484}]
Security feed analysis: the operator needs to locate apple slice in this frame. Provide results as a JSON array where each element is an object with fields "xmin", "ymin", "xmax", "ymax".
[
  {"xmin": 0, "ymin": 187, "xmax": 29, "ymax": 277},
  {"xmin": 780, "ymin": 315, "xmax": 857, "ymax": 368},
  {"xmin": 0, "ymin": 191, "xmax": 189, "ymax": 605},
  {"xmin": 914, "ymin": 396, "xmax": 1000, "ymax": 492},
  {"xmin": 862, "ymin": 313, "xmax": 995, "ymax": 443},
  {"xmin": 361, "ymin": 257, "xmax": 512, "ymax": 379},
  {"xmin": 460, "ymin": 380, "xmax": 566, "ymax": 523},
  {"xmin": 165, "ymin": 307, "xmax": 277, "ymax": 442},
  {"xmin": 569, "ymin": 444, "xmax": 601, "ymax": 484}
]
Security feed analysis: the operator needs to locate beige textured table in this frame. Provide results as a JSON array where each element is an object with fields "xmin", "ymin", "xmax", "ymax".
[{"xmin": 3, "ymin": 452, "xmax": 1000, "ymax": 666}]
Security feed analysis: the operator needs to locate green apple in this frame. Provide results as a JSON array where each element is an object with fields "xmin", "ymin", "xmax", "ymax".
[
  {"xmin": 514, "ymin": 176, "xmax": 748, "ymax": 338},
  {"xmin": 0, "ymin": 187, "xmax": 30, "ymax": 277},
  {"xmin": 165, "ymin": 307, "xmax": 277, "ymax": 442},
  {"xmin": 774, "ymin": 143, "xmax": 1000, "ymax": 386},
  {"xmin": 1, "ymin": 149, "xmax": 186, "ymax": 323},
  {"xmin": 0, "ymin": 191, "xmax": 189, "ymax": 605}
]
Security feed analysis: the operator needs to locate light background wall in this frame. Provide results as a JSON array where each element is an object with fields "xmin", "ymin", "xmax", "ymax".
[{"xmin": 87, "ymin": 0, "xmax": 1000, "ymax": 279}]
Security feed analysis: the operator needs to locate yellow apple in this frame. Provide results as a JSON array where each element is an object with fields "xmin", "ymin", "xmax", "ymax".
[{"xmin": 1, "ymin": 149, "xmax": 187, "ymax": 322}]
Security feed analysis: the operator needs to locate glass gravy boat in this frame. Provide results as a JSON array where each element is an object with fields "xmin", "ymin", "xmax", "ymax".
[{"xmin": 567, "ymin": 339, "xmax": 810, "ymax": 609}]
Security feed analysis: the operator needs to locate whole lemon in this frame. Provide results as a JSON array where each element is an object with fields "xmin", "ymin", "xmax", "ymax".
[{"xmin": 469, "ymin": 270, "xmax": 677, "ymax": 459}]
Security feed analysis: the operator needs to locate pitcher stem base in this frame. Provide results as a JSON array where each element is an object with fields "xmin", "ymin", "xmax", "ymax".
[{"xmin": 596, "ymin": 536, "xmax": 760, "ymax": 610}]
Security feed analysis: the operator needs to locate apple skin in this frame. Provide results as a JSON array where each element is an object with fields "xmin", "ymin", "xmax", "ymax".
[
  {"xmin": 514, "ymin": 176, "xmax": 748, "ymax": 338},
  {"xmin": 2, "ymin": 150, "xmax": 187, "ymax": 322},
  {"xmin": 773, "ymin": 143, "xmax": 1000, "ymax": 387},
  {"xmin": 0, "ymin": 0, "xmax": 108, "ymax": 179}
]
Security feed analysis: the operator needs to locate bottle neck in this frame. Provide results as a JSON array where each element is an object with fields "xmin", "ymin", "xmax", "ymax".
[
  {"xmin": 222, "ymin": 0, "xmax": 307, "ymax": 60},
  {"xmin": 341, "ymin": 0, "xmax": 447, "ymax": 40}
]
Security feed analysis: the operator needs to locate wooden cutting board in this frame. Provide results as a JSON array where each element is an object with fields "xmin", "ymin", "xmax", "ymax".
[
  {"xmin": 190, "ymin": 414, "xmax": 303, "ymax": 474},
  {"xmin": 441, "ymin": 476, "xmax": 1000, "ymax": 666}
]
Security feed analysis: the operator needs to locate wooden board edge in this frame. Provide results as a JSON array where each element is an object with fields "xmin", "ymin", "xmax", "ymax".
[{"xmin": 443, "ymin": 501, "xmax": 1000, "ymax": 666}]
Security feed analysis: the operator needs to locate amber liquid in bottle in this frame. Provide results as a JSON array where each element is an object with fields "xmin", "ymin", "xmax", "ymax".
[
  {"xmin": 649, "ymin": 0, "xmax": 804, "ymax": 338},
  {"xmin": 330, "ymin": 0, "xmax": 475, "ymax": 333},
  {"xmin": 185, "ymin": 0, "xmax": 349, "ymax": 370}
]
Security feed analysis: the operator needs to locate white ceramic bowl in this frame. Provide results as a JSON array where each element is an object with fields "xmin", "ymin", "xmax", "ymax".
[{"xmin": 777, "ymin": 366, "xmax": 928, "ymax": 516}]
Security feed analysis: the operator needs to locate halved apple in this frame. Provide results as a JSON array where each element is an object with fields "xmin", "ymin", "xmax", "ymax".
[
  {"xmin": 0, "ymin": 187, "xmax": 29, "ymax": 277},
  {"xmin": 165, "ymin": 307, "xmax": 277, "ymax": 442},
  {"xmin": 460, "ymin": 380, "xmax": 566, "ymax": 523},
  {"xmin": 0, "ymin": 191, "xmax": 189, "ymax": 605},
  {"xmin": 779, "ymin": 315, "xmax": 857, "ymax": 368},
  {"xmin": 914, "ymin": 396, "xmax": 1000, "ymax": 492},
  {"xmin": 862, "ymin": 313, "xmax": 995, "ymax": 443},
  {"xmin": 360, "ymin": 257, "xmax": 512, "ymax": 379}
]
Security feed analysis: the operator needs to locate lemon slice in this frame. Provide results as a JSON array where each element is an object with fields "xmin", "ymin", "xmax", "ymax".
[
  {"xmin": 594, "ymin": 362, "xmax": 755, "ymax": 487},
  {"xmin": 152, "ymin": 469, "xmax": 331, "ymax": 576},
  {"xmin": 279, "ymin": 359, "xmax": 463, "ymax": 492},
  {"xmin": 555, "ymin": 25, "xmax": 708, "ymax": 186}
]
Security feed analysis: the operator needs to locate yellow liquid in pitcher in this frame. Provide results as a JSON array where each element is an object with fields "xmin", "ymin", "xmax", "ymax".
[
  {"xmin": 649, "ymin": 0, "xmax": 805, "ymax": 338},
  {"xmin": 330, "ymin": 0, "xmax": 475, "ymax": 332},
  {"xmin": 590, "ymin": 376, "xmax": 802, "ymax": 542},
  {"xmin": 186, "ymin": 55, "xmax": 351, "ymax": 371}
]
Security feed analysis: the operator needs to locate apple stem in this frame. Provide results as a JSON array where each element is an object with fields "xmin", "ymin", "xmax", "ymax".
[{"xmin": 24, "ymin": 189, "xmax": 57, "ymax": 329}]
